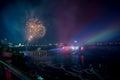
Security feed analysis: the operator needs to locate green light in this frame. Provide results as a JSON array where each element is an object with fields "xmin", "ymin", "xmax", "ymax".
[
  {"xmin": 13, "ymin": 51, "xmax": 17, "ymax": 54},
  {"xmin": 85, "ymin": 27, "xmax": 119, "ymax": 45},
  {"xmin": 3, "ymin": 47, "xmax": 7, "ymax": 51},
  {"xmin": 19, "ymin": 51, "xmax": 23, "ymax": 53},
  {"xmin": 37, "ymin": 75, "xmax": 44, "ymax": 80},
  {"xmin": 9, "ymin": 48, "xmax": 12, "ymax": 52}
]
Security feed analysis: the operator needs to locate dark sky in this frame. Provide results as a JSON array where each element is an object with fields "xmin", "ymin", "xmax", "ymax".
[{"xmin": 0, "ymin": 0, "xmax": 120, "ymax": 44}]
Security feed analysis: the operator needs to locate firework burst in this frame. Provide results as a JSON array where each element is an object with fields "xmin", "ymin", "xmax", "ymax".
[{"xmin": 26, "ymin": 18, "xmax": 46, "ymax": 41}]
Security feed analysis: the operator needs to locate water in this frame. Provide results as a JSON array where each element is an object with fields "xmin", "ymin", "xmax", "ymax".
[{"xmin": 25, "ymin": 46, "xmax": 120, "ymax": 80}]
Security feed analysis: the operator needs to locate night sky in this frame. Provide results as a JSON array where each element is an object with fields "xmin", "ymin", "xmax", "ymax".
[{"xmin": 0, "ymin": 0, "xmax": 120, "ymax": 44}]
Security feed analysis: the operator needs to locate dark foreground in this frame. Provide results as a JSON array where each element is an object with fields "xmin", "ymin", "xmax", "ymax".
[
  {"xmin": 27, "ymin": 45, "xmax": 120, "ymax": 80},
  {"xmin": 0, "ymin": 45, "xmax": 120, "ymax": 80}
]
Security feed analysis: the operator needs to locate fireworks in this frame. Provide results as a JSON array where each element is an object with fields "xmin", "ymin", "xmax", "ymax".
[{"xmin": 26, "ymin": 18, "xmax": 46, "ymax": 41}]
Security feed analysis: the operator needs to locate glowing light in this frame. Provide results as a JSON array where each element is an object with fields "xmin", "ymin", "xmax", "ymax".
[
  {"xmin": 62, "ymin": 46, "xmax": 69, "ymax": 51},
  {"xmin": 74, "ymin": 40, "xmax": 78, "ymax": 43},
  {"xmin": 71, "ymin": 46, "xmax": 75, "ymax": 50},
  {"xmin": 62, "ymin": 47, "xmax": 65, "ymax": 49},
  {"xmin": 75, "ymin": 46, "xmax": 79, "ymax": 50},
  {"xmin": 71, "ymin": 46, "xmax": 79, "ymax": 50},
  {"xmin": 84, "ymin": 27, "xmax": 119, "ymax": 45},
  {"xmin": 28, "ymin": 35, "xmax": 33, "ymax": 41},
  {"xmin": 26, "ymin": 18, "xmax": 46, "ymax": 41},
  {"xmin": 80, "ymin": 46, "xmax": 84, "ymax": 51}
]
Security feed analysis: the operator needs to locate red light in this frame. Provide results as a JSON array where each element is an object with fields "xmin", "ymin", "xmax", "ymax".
[{"xmin": 80, "ymin": 46, "xmax": 84, "ymax": 51}]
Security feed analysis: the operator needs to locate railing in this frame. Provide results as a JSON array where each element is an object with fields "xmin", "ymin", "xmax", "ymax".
[{"xmin": 0, "ymin": 60, "xmax": 32, "ymax": 80}]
